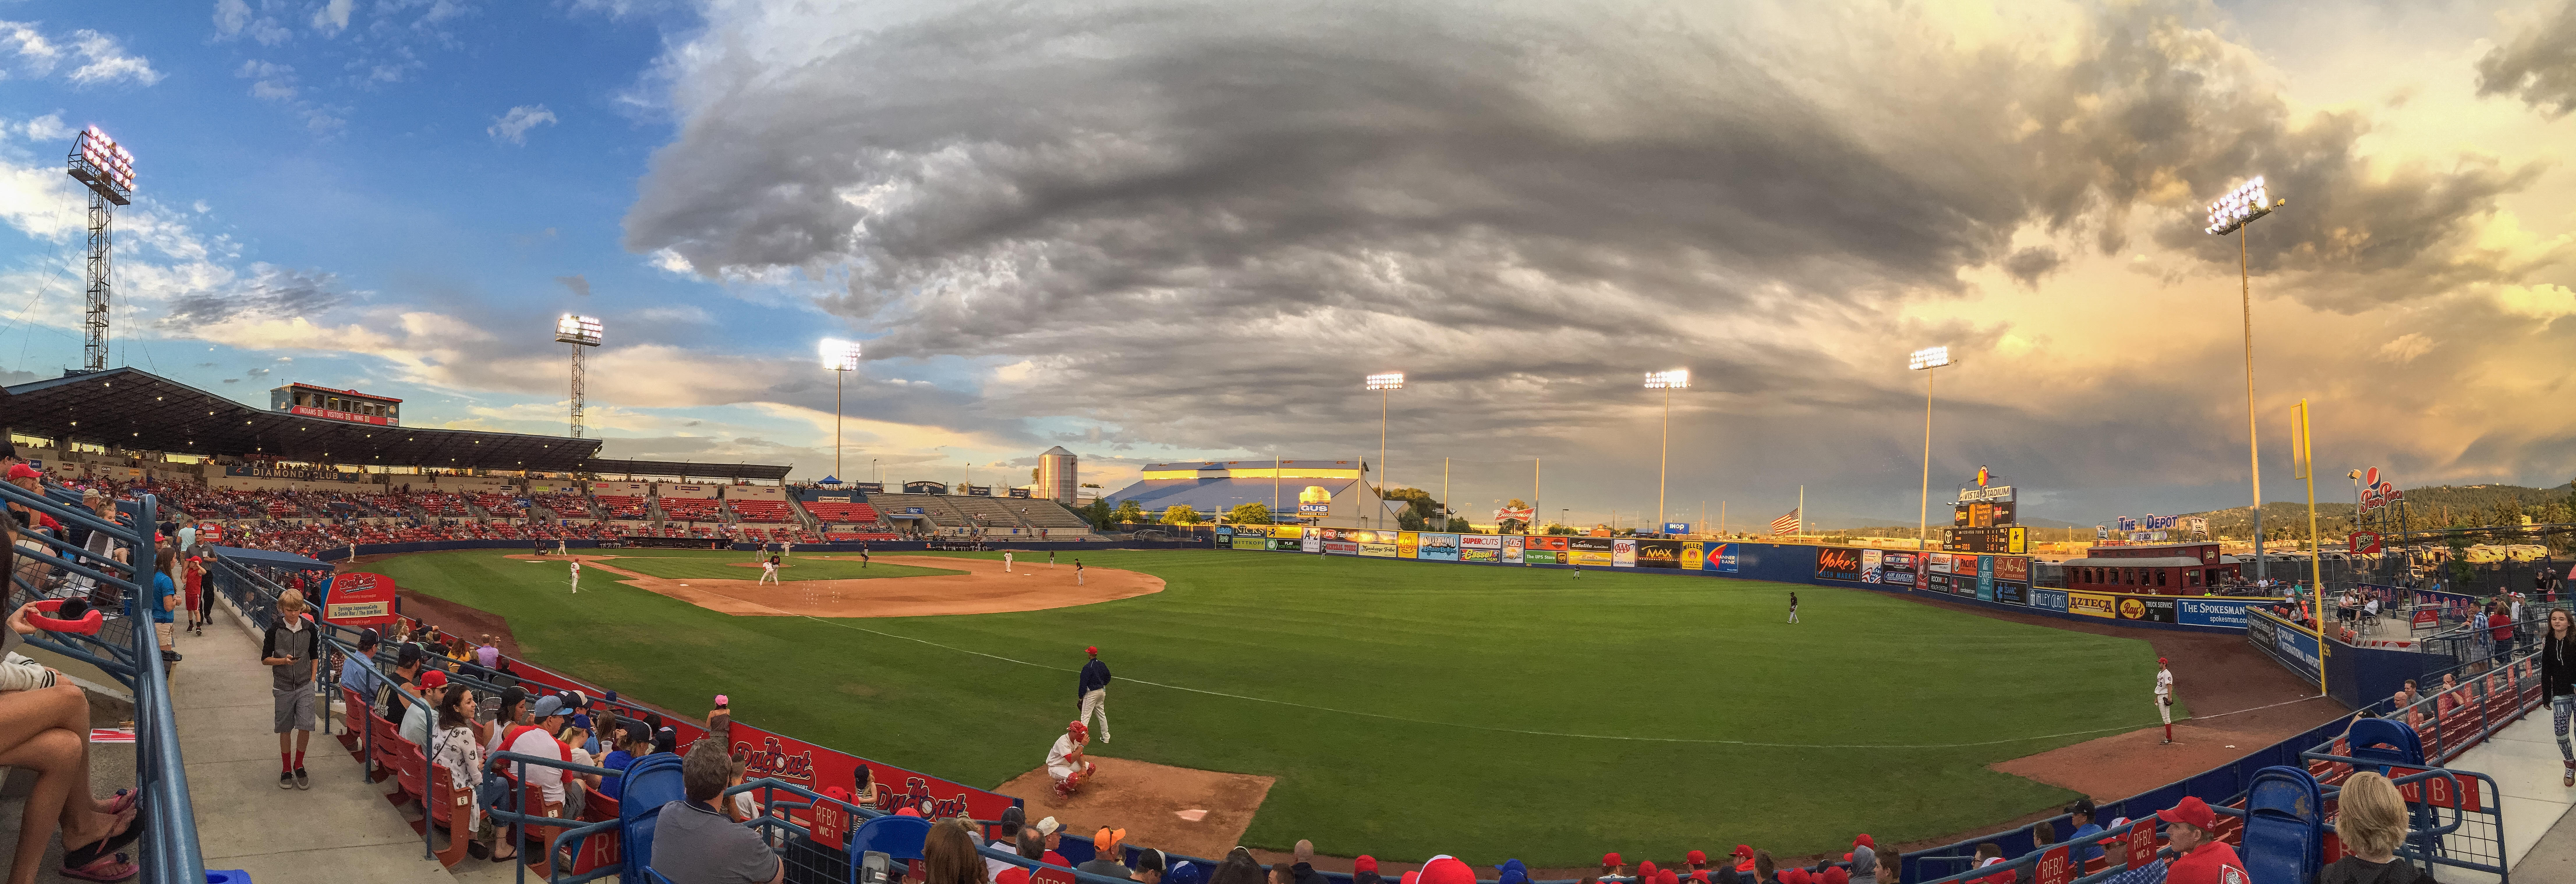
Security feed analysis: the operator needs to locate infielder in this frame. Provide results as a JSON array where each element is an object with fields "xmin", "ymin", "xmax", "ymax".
[
  {"xmin": 1046, "ymin": 721, "xmax": 1097, "ymax": 799},
  {"xmin": 569, "ymin": 558, "xmax": 582, "ymax": 593},
  {"xmin": 1075, "ymin": 560, "xmax": 1085, "ymax": 585},
  {"xmin": 1005, "ymin": 551, "xmax": 1015, "ymax": 573},
  {"xmin": 1077, "ymin": 646, "xmax": 1112, "ymax": 742},
  {"xmin": 2156, "ymin": 656, "xmax": 2175, "ymax": 744},
  {"xmin": 759, "ymin": 556, "xmax": 781, "ymax": 585}
]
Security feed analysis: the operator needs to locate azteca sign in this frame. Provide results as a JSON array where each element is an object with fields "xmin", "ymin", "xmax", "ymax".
[{"xmin": 2359, "ymin": 468, "xmax": 2405, "ymax": 513}]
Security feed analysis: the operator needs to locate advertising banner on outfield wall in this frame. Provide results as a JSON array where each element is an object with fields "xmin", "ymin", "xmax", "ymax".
[
  {"xmin": 2067, "ymin": 591, "xmax": 2117, "ymax": 618},
  {"xmin": 1421, "ymin": 533, "xmax": 1463, "ymax": 561},
  {"xmin": 1503, "ymin": 535, "xmax": 1524, "ymax": 563},
  {"xmin": 2117, "ymin": 595, "xmax": 2178, "ymax": 623},
  {"xmin": 1712, "ymin": 542, "xmax": 1739, "ymax": 573},
  {"xmin": 2029, "ymin": 587, "xmax": 2069, "ymax": 612},
  {"xmin": 1270, "ymin": 538, "xmax": 1301, "ymax": 551},
  {"xmin": 1995, "ymin": 556, "xmax": 2029, "ymax": 584},
  {"xmin": 2245, "ymin": 608, "xmax": 2322, "ymax": 683},
  {"xmin": 1231, "ymin": 536, "xmax": 1267, "ymax": 550},
  {"xmin": 1612, "ymin": 538, "xmax": 1638, "ymax": 567},
  {"xmin": 1994, "ymin": 581, "xmax": 2028, "ymax": 605},
  {"xmin": 1304, "ymin": 535, "xmax": 1324, "ymax": 553},
  {"xmin": 1681, "ymin": 541, "xmax": 1705, "ymax": 570},
  {"xmin": 1926, "ymin": 552, "xmax": 1954, "ymax": 574},
  {"xmin": 1568, "ymin": 537, "xmax": 1614, "ymax": 567},
  {"xmin": 1636, "ymin": 539, "xmax": 1682, "ymax": 568},
  {"xmin": 2178, "ymin": 597, "xmax": 2255, "ymax": 628},
  {"xmin": 1878, "ymin": 551, "xmax": 1917, "ymax": 587},
  {"xmin": 1814, "ymin": 547, "xmax": 1864, "ymax": 581},
  {"xmin": 1358, "ymin": 542, "xmax": 1398, "ymax": 557},
  {"xmin": 1927, "ymin": 572, "xmax": 1951, "ymax": 593},
  {"xmin": 1977, "ymin": 555, "xmax": 1996, "ymax": 600},
  {"xmin": 1860, "ymin": 549, "xmax": 1883, "ymax": 583},
  {"xmin": 1398, "ymin": 531, "xmax": 1420, "ymax": 559}
]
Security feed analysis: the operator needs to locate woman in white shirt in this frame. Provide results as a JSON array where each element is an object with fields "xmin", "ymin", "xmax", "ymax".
[{"xmin": 429, "ymin": 684, "xmax": 512, "ymax": 862}]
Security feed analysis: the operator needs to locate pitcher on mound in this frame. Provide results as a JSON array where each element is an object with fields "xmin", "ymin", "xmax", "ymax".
[{"xmin": 1047, "ymin": 721, "xmax": 1097, "ymax": 799}]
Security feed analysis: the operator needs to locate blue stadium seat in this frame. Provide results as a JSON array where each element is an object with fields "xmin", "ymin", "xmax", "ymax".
[
  {"xmin": 852, "ymin": 814, "xmax": 932, "ymax": 862},
  {"xmin": 2343, "ymin": 718, "xmax": 2425, "ymax": 771},
  {"xmin": 2241, "ymin": 765, "xmax": 2322, "ymax": 884},
  {"xmin": 619, "ymin": 753, "xmax": 689, "ymax": 883}
]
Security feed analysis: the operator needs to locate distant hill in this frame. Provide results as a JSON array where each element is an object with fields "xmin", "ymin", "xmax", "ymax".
[{"xmin": 2178, "ymin": 482, "xmax": 2575, "ymax": 539}]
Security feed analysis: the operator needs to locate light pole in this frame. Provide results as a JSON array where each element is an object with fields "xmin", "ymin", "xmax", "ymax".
[
  {"xmin": 2347, "ymin": 469, "xmax": 2364, "ymax": 542},
  {"xmin": 2208, "ymin": 176, "xmax": 2285, "ymax": 579},
  {"xmin": 1365, "ymin": 372, "xmax": 1404, "ymax": 530},
  {"xmin": 1908, "ymin": 346, "xmax": 1953, "ymax": 551},
  {"xmin": 820, "ymin": 339, "xmax": 861, "ymax": 481},
  {"xmin": 1644, "ymin": 369, "xmax": 1689, "ymax": 534},
  {"xmin": 2293, "ymin": 398, "xmax": 2326, "ymax": 696}
]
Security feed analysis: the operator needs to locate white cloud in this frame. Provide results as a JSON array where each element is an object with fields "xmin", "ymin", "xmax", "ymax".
[
  {"xmin": 2377, "ymin": 332, "xmax": 2435, "ymax": 364},
  {"xmin": 20, "ymin": 112, "xmax": 68, "ymax": 141},
  {"xmin": 213, "ymin": 0, "xmax": 291, "ymax": 46},
  {"xmin": 312, "ymin": 0, "xmax": 355, "ymax": 37},
  {"xmin": 64, "ymin": 29, "xmax": 160, "ymax": 86},
  {"xmin": 0, "ymin": 20, "xmax": 61, "ymax": 77},
  {"xmin": 486, "ymin": 104, "xmax": 556, "ymax": 144}
]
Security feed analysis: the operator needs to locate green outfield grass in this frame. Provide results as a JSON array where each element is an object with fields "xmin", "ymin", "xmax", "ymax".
[
  {"xmin": 581, "ymin": 554, "xmax": 963, "ymax": 582},
  {"xmin": 375, "ymin": 548, "xmax": 2179, "ymax": 865}
]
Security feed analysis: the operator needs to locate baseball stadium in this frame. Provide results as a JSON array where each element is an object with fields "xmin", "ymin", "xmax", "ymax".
[{"xmin": 6, "ymin": 5, "xmax": 2576, "ymax": 884}]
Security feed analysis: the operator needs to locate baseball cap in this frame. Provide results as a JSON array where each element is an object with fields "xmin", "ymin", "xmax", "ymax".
[
  {"xmin": 1036, "ymin": 816, "xmax": 1062, "ymax": 837},
  {"xmin": 1416, "ymin": 857, "xmax": 1474, "ymax": 884},
  {"xmin": 2068, "ymin": 799, "xmax": 2096, "ymax": 817},
  {"xmin": 605, "ymin": 690, "xmax": 619, "ymax": 704},
  {"xmin": 6, "ymin": 464, "xmax": 40, "ymax": 480},
  {"xmin": 1354, "ymin": 857, "xmax": 1379, "ymax": 874},
  {"xmin": 1638, "ymin": 861, "xmax": 1658, "ymax": 879},
  {"xmin": 418, "ymin": 669, "xmax": 449, "ymax": 689},
  {"xmin": 396, "ymin": 644, "xmax": 424, "ymax": 666},
  {"xmin": 1167, "ymin": 863, "xmax": 1204, "ymax": 884},
  {"xmin": 1602, "ymin": 853, "xmax": 1623, "ymax": 868},
  {"xmin": 358, "ymin": 628, "xmax": 380, "ymax": 650},
  {"xmin": 1780, "ymin": 871, "xmax": 1807, "ymax": 884},
  {"xmin": 2157, "ymin": 657, "xmax": 2168, "ymax": 664},
  {"xmin": 2155, "ymin": 796, "xmax": 2216, "ymax": 831},
  {"xmin": 1399, "ymin": 874, "xmax": 1417, "ymax": 884},
  {"xmin": 1086, "ymin": 646, "xmax": 1098, "ymax": 656},
  {"xmin": 1094, "ymin": 828, "xmax": 1127, "ymax": 851},
  {"xmin": 570, "ymin": 713, "xmax": 594, "ymax": 732},
  {"xmin": 895, "ymin": 807, "xmax": 922, "ymax": 818},
  {"xmin": 1069, "ymin": 721, "xmax": 1090, "ymax": 739},
  {"xmin": 1731, "ymin": 846, "xmax": 1753, "ymax": 860},
  {"xmin": 1686, "ymin": 851, "xmax": 1706, "ymax": 865},
  {"xmin": 1494, "ymin": 860, "xmax": 1530, "ymax": 884},
  {"xmin": 1136, "ymin": 851, "xmax": 1167, "ymax": 875},
  {"xmin": 1001, "ymin": 806, "xmax": 1027, "ymax": 828},
  {"xmin": 1656, "ymin": 871, "xmax": 1678, "ymax": 884},
  {"xmin": 1821, "ymin": 869, "xmax": 1848, "ymax": 884},
  {"xmin": 532, "ymin": 694, "xmax": 568, "ymax": 719},
  {"xmin": 1853, "ymin": 834, "xmax": 1873, "ymax": 848}
]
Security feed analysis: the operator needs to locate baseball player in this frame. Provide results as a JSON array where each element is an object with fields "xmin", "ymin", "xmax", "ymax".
[
  {"xmin": 759, "ymin": 556, "xmax": 781, "ymax": 585},
  {"xmin": 1077, "ymin": 646, "xmax": 1112, "ymax": 742},
  {"xmin": 1005, "ymin": 550, "xmax": 1015, "ymax": 572},
  {"xmin": 782, "ymin": 539, "xmax": 794, "ymax": 559},
  {"xmin": 1075, "ymin": 560, "xmax": 1085, "ymax": 585},
  {"xmin": 2156, "ymin": 657, "xmax": 2175, "ymax": 744},
  {"xmin": 569, "ymin": 557, "xmax": 582, "ymax": 593},
  {"xmin": 1046, "ymin": 721, "xmax": 1097, "ymax": 799},
  {"xmin": 556, "ymin": 537, "xmax": 568, "ymax": 556},
  {"xmin": 1049, "ymin": 550, "xmax": 1056, "ymax": 568},
  {"xmin": 1788, "ymin": 592, "xmax": 1800, "ymax": 623}
]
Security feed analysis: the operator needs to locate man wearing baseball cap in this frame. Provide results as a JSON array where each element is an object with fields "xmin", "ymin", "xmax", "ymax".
[
  {"xmin": 1047, "ymin": 721, "xmax": 1096, "ymax": 798},
  {"xmin": 1599, "ymin": 853, "xmax": 1626, "ymax": 880},
  {"xmin": 2112, "ymin": 796, "xmax": 2244, "ymax": 884},
  {"xmin": 2155, "ymin": 658, "xmax": 2176, "ymax": 745},
  {"xmin": 1078, "ymin": 646, "xmax": 1113, "ymax": 743},
  {"xmin": 1684, "ymin": 850, "xmax": 1711, "ymax": 883},
  {"xmin": 2064, "ymin": 800, "xmax": 2106, "ymax": 867},
  {"xmin": 1078, "ymin": 828, "xmax": 1133, "ymax": 880}
]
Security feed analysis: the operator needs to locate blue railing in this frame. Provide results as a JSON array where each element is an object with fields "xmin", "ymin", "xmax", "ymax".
[{"xmin": 0, "ymin": 480, "xmax": 204, "ymax": 883}]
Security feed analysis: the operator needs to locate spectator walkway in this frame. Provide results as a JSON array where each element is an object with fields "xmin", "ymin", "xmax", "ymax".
[
  {"xmin": 177, "ymin": 603, "xmax": 454, "ymax": 884},
  {"xmin": 2444, "ymin": 712, "xmax": 2574, "ymax": 882}
]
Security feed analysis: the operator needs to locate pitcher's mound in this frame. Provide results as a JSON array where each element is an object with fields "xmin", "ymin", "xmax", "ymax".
[{"xmin": 996, "ymin": 757, "xmax": 1273, "ymax": 859}]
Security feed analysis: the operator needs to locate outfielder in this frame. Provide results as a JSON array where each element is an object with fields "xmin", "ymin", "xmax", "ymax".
[
  {"xmin": 569, "ymin": 558, "xmax": 582, "ymax": 594},
  {"xmin": 2156, "ymin": 657, "xmax": 2175, "ymax": 744},
  {"xmin": 1077, "ymin": 646, "xmax": 1112, "ymax": 742},
  {"xmin": 1788, "ymin": 592, "xmax": 1800, "ymax": 623},
  {"xmin": 759, "ymin": 556, "xmax": 781, "ymax": 585},
  {"xmin": 1046, "ymin": 720, "xmax": 1097, "ymax": 799}
]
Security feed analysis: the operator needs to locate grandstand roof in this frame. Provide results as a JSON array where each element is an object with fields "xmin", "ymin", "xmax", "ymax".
[
  {"xmin": 1, "ymin": 368, "xmax": 789, "ymax": 480},
  {"xmin": 1105, "ymin": 475, "xmax": 1395, "ymax": 518}
]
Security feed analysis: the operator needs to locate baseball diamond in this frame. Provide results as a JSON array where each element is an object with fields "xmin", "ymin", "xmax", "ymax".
[{"xmin": 367, "ymin": 545, "xmax": 2278, "ymax": 866}]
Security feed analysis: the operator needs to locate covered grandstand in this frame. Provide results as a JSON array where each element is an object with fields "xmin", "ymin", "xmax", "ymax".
[{"xmin": 1103, "ymin": 458, "xmax": 1400, "ymax": 527}]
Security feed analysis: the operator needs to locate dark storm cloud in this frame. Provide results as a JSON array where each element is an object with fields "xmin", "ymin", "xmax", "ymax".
[
  {"xmin": 556, "ymin": 274, "xmax": 592, "ymax": 297},
  {"xmin": 620, "ymin": 0, "xmax": 2556, "ymax": 502},
  {"xmin": 2477, "ymin": 0, "xmax": 2576, "ymax": 116},
  {"xmin": 160, "ymin": 264, "xmax": 346, "ymax": 327}
]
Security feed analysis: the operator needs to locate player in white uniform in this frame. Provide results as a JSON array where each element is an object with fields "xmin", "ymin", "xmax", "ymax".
[
  {"xmin": 1046, "ymin": 721, "xmax": 1096, "ymax": 799},
  {"xmin": 569, "ymin": 558, "xmax": 582, "ymax": 594},
  {"xmin": 1004, "ymin": 551, "xmax": 1014, "ymax": 572},
  {"xmin": 759, "ymin": 558, "xmax": 781, "ymax": 585},
  {"xmin": 2155, "ymin": 657, "xmax": 2175, "ymax": 744}
]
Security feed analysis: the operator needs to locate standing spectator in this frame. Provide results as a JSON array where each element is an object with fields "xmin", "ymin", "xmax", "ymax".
[
  {"xmin": 260, "ymin": 589, "xmax": 320, "ymax": 790},
  {"xmin": 2472, "ymin": 602, "xmax": 2496, "ymax": 671},
  {"xmin": 477, "ymin": 635, "xmax": 502, "ymax": 671},
  {"xmin": 1078, "ymin": 647, "xmax": 1113, "ymax": 744},
  {"xmin": 1076, "ymin": 828, "xmax": 1132, "ymax": 880},
  {"xmin": 2316, "ymin": 772, "xmax": 2436, "ymax": 884},
  {"xmin": 2062, "ymin": 800, "xmax": 2104, "ymax": 867},
  {"xmin": 2492, "ymin": 602, "xmax": 2516, "ymax": 661},
  {"xmin": 650, "ymin": 738, "xmax": 785, "ymax": 884},
  {"xmin": 177, "ymin": 516, "xmax": 196, "ymax": 555},
  {"xmin": 2543, "ymin": 608, "xmax": 2574, "ymax": 787},
  {"xmin": 144, "ymin": 545, "xmax": 179, "ymax": 665},
  {"xmin": 183, "ymin": 553, "xmax": 209, "ymax": 635},
  {"xmin": 1848, "ymin": 835, "xmax": 1877, "ymax": 884}
]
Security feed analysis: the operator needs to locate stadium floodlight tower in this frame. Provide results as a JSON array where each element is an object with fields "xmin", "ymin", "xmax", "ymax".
[
  {"xmin": 820, "ymin": 339, "xmax": 862, "ymax": 480},
  {"xmin": 1643, "ymin": 369, "xmax": 1689, "ymax": 534},
  {"xmin": 1365, "ymin": 372, "xmax": 1405, "ymax": 529},
  {"xmin": 64, "ymin": 126, "xmax": 135, "ymax": 373},
  {"xmin": 2206, "ymin": 176, "xmax": 2285, "ymax": 580},
  {"xmin": 1908, "ymin": 346, "xmax": 1952, "ymax": 551},
  {"xmin": 555, "ymin": 315, "xmax": 604, "ymax": 438}
]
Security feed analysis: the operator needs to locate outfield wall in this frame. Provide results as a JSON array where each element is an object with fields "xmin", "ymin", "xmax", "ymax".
[{"xmin": 1213, "ymin": 526, "xmax": 2280, "ymax": 635}]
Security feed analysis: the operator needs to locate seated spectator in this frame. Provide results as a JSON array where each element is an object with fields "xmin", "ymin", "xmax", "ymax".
[
  {"xmin": 1496, "ymin": 860, "xmax": 1531, "ymax": 884},
  {"xmin": 1848, "ymin": 835, "xmax": 1877, "ymax": 884},
  {"xmin": 559, "ymin": 714, "xmax": 603, "ymax": 818},
  {"xmin": 1288, "ymin": 841, "xmax": 1329, "ymax": 884},
  {"xmin": 1874, "ymin": 852, "xmax": 1898, "ymax": 884},
  {"xmin": 1132, "ymin": 851, "xmax": 1168, "ymax": 884},
  {"xmin": 2062, "ymin": 800, "xmax": 2103, "ymax": 867},
  {"xmin": 1750, "ymin": 851, "xmax": 1779, "ymax": 884},
  {"xmin": 2438, "ymin": 673, "xmax": 2466, "ymax": 716},
  {"xmin": 2318, "ymin": 772, "xmax": 2435, "ymax": 884},
  {"xmin": 1078, "ymin": 828, "xmax": 1133, "ymax": 880},
  {"xmin": 1970, "ymin": 844, "xmax": 2009, "ymax": 884},
  {"xmin": 650, "ymin": 738, "xmax": 784, "ymax": 884},
  {"xmin": 2014, "ymin": 823, "xmax": 2055, "ymax": 884},
  {"xmin": 427, "ymin": 684, "xmax": 508, "ymax": 862},
  {"xmin": 374, "ymin": 643, "xmax": 424, "ymax": 722},
  {"xmin": 1600, "ymin": 853, "xmax": 1626, "ymax": 882},
  {"xmin": 338, "ymin": 627, "xmax": 383, "ymax": 695},
  {"xmin": 1, "ymin": 604, "xmax": 142, "ymax": 883},
  {"xmin": 400, "ymin": 668, "xmax": 447, "ymax": 747},
  {"xmin": 598, "ymin": 722, "xmax": 650, "ymax": 801},
  {"xmin": 1351, "ymin": 856, "xmax": 1381, "ymax": 884},
  {"xmin": 926, "ymin": 818, "xmax": 991, "ymax": 884},
  {"xmin": 985, "ymin": 807, "xmax": 1025, "ymax": 883},
  {"xmin": 1207, "ymin": 848, "xmax": 1265, "ymax": 884}
]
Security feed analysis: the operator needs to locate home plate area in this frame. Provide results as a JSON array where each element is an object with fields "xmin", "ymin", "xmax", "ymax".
[{"xmin": 996, "ymin": 757, "xmax": 1276, "ymax": 859}]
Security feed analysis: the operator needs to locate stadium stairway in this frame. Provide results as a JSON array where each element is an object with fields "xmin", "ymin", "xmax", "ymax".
[
  {"xmin": 177, "ymin": 601, "xmax": 454, "ymax": 884},
  {"xmin": 2445, "ymin": 713, "xmax": 2576, "ymax": 881}
]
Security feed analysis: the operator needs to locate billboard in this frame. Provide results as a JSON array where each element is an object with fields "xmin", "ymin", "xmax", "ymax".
[
  {"xmin": 1993, "ymin": 582, "xmax": 2027, "ymax": 605},
  {"xmin": 1860, "ymin": 549, "xmax": 1884, "ymax": 583},
  {"xmin": 1711, "ymin": 542, "xmax": 1738, "ymax": 573},
  {"xmin": 1976, "ymin": 554, "xmax": 1995, "ymax": 600},
  {"xmin": 2246, "ymin": 608, "xmax": 2322, "ymax": 683},
  {"xmin": 2029, "ymin": 587, "xmax": 2069, "ymax": 612},
  {"xmin": 2178, "ymin": 597, "xmax": 2255, "ymax": 629},
  {"xmin": 1815, "ymin": 547, "xmax": 1864, "ymax": 582},
  {"xmin": 1568, "ymin": 537, "xmax": 1615, "ymax": 567},
  {"xmin": 850, "ymin": 482, "xmax": 885, "ymax": 494},
  {"xmin": 1611, "ymin": 538, "xmax": 1638, "ymax": 567},
  {"xmin": 1420, "ymin": 533, "xmax": 1464, "ymax": 561},
  {"xmin": 1357, "ymin": 542, "xmax": 1398, "ymax": 557},
  {"xmin": 1681, "ymin": 541, "xmax": 1705, "ymax": 570},
  {"xmin": 2067, "ymin": 591, "xmax": 2118, "ymax": 619},
  {"xmin": 1303, "ymin": 535, "xmax": 1324, "ymax": 553},
  {"xmin": 1877, "ymin": 550, "xmax": 1917, "ymax": 587},
  {"xmin": 1230, "ymin": 536, "xmax": 1268, "ymax": 550},
  {"xmin": 1524, "ymin": 535, "xmax": 1567, "ymax": 564},
  {"xmin": 1994, "ymin": 556, "xmax": 2029, "ymax": 584},
  {"xmin": 903, "ymin": 480, "xmax": 948, "ymax": 494},
  {"xmin": 1636, "ymin": 539, "xmax": 1683, "ymax": 568},
  {"xmin": 1269, "ymin": 538, "xmax": 1302, "ymax": 551},
  {"xmin": 1495, "ymin": 506, "xmax": 1535, "ymax": 524},
  {"xmin": 1502, "ymin": 535, "xmax": 1524, "ymax": 564},
  {"xmin": 1926, "ymin": 553, "xmax": 1954, "ymax": 574},
  {"xmin": 1662, "ymin": 522, "xmax": 1692, "ymax": 535},
  {"xmin": 2117, "ymin": 595, "xmax": 2178, "ymax": 624},
  {"xmin": 1298, "ymin": 485, "xmax": 1334, "ymax": 514},
  {"xmin": 1397, "ymin": 531, "xmax": 1421, "ymax": 559}
]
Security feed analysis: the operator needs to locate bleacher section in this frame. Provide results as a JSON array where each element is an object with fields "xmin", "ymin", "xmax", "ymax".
[
  {"xmin": 412, "ymin": 491, "xmax": 470, "ymax": 516},
  {"xmin": 531, "ymin": 491, "xmax": 597, "ymax": 519},
  {"xmin": 803, "ymin": 501, "xmax": 881, "ymax": 524},
  {"xmin": 595, "ymin": 495, "xmax": 650, "ymax": 520},
  {"xmin": 866, "ymin": 492, "xmax": 962, "ymax": 527},
  {"xmin": 1002, "ymin": 498, "xmax": 1092, "ymax": 530},
  {"xmin": 660, "ymin": 498, "xmax": 723, "ymax": 521},
  {"xmin": 469, "ymin": 491, "xmax": 525, "ymax": 517},
  {"xmin": 944, "ymin": 495, "xmax": 1027, "ymax": 528},
  {"xmin": 729, "ymin": 500, "xmax": 793, "ymax": 522}
]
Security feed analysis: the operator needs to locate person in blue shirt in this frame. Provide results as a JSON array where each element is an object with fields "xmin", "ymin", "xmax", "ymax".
[
  {"xmin": 339, "ymin": 628, "xmax": 384, "ymax": 696},
  {"xmin": 1078, "ymin": 646, "xmax": 1112, "ymax": 743},
  {"xmin": 2063, "ymin": 799, "xmax": 2106, "ymax": 867},
  {"xmin": 596, "ymin": 720, "xmax": 649, "ymax": 801},
  {"xmin": 144, "ymin": 546, "xmax": 181, "ymax": 667}
]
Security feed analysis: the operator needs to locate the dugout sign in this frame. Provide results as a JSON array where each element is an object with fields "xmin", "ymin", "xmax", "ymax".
[{"xmin": 322, "ymin": 572, "xmax": 399, "ymax": 627}]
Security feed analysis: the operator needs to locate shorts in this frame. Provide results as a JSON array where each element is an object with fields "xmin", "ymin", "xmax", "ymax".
[
  {"xmin": 154, "ymin": 622, "xmax": 173, "ymax": 649},
  {"xmin": 275, "ymin": 684, "xmax": 317, "ymax": 733}
]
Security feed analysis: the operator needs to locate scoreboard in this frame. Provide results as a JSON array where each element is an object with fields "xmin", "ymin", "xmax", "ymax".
[{"xmin": 1947, "ymin": 526, "xmax": 2027, "ymax": 554}]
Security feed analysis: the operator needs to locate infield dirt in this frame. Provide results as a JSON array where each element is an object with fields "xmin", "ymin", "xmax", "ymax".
[{"xmin": 497, "ymin": 553, "xmax": 1163, "ymax": 617}]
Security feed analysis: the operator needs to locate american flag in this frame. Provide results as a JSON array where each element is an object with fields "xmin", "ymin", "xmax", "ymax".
[{"xmin": 1770, "ymin": 508, "xmax": 1800, "ymax": 535}]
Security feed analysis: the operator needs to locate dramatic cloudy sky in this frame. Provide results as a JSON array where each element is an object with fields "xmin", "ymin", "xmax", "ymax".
[{"xmin": 2, "ymin": 0, "xmax": 2573, "ymax": 527}]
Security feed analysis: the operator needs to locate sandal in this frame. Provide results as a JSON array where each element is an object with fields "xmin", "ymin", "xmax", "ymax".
[
  {"xmin": 101, "ymin": 788, "xmax": 139, "ymax": 816},
  {"xmin": 61, "ymin": 830, "xmax": 141, "ymax": 883}
]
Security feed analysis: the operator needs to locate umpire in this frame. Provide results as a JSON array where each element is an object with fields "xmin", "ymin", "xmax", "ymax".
[{"xmin": 1078, "ymin": 646, "xmax": 1112, "ymax": 743}]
